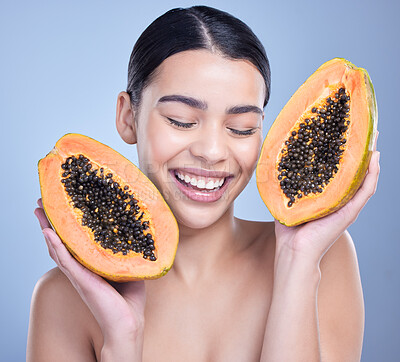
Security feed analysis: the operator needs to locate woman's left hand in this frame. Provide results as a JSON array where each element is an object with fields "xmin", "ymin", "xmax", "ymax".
[{"xmin": 274, "ymin": 136, "xmax": 380, "ymax": 264}]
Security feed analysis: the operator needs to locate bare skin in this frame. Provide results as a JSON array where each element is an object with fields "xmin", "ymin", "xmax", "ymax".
[{"xmin": 28, "ymin": 50, "xmax": 379, "ymax": 361}]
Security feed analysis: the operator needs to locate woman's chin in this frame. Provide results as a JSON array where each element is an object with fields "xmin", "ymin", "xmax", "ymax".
[
  {"xmin": 172, "ymin": 205, "xmax": 232, "ymax": 231},
  {"xmin": 177, "ymin": 217, "xmax": 215, "ymax": 230}
]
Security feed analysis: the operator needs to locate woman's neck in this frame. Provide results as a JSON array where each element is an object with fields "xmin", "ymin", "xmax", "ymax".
[{"xmin": 170, "ymin": 206, "xmax": 240, "ymax": 285}]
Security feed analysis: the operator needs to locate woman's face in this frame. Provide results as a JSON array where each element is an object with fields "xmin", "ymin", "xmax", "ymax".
[{"xmin": 131, "ymin": 50, "xmax": 265, "ymax": 229}]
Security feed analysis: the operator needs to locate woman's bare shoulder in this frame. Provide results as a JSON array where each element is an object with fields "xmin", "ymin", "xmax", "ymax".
[
  {"xmin": 34, "ymin": 266, "xmax": 74, "ymax": 293},
  {"xmin": 27, "ymin": 268, "xmax": 100, "ymax": 362},
  {"xmin": 320, "ymin": 230, "xmax": 360, "ymax": 270},
  {"xmin": 31, "ymin": 267, "xmax": 88, "ymax": 316}
]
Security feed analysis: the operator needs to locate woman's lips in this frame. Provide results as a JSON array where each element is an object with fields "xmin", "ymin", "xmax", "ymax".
[{"xmin": 169, "ymin": 170, "xmax": 232, "ymax": 203}]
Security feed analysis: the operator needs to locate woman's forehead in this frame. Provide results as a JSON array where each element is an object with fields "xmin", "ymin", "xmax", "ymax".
[{"xmin": 146, "ymin": 50, "xmax": 266, "ymax": 108}]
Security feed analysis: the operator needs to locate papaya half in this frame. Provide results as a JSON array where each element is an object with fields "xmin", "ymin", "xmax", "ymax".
[
  {"xmin": 38, "ymin": 134, "xmax": 179, "ymax": 282},
  {"xmin": 256, "ymin": 58, "xmax": 377, "ymax": 226}
]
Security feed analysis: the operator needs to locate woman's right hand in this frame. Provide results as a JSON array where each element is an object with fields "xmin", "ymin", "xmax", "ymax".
[{"xmin": 34, "ymin": 199, "xmax": 146, "ymax": 362}]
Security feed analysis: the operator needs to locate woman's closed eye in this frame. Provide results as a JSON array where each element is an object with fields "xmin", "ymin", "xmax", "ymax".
[
  {"xmin": 167, "ymin": 117, "xmax": 258, "ymax": 136},
  {"xmin": 167, "ymin": 117, "xmax": 196, "ymax": 129},
  {"xmin": 227, "ymin": 127, "xmax": 258, "ymax": 136}
]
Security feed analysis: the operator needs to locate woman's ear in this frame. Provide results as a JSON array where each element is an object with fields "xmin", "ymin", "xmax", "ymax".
[{"xmin": 116, "ymin": 91, "xmax": 137, "ymax": 144}]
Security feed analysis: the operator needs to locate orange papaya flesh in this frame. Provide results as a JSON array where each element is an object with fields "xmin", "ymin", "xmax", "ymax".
[
  {"xmin": 38, "ymin": 134, "xmax": 179, "ymax": 282},
  {"xmin": 256, "ymin": 58, "xmax": 377, "ymax": 226}
]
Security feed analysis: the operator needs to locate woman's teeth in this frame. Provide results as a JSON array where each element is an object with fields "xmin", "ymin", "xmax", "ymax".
[{"xmin": 175, "ymin": 171, "xmax": 225, "ymax": 190}]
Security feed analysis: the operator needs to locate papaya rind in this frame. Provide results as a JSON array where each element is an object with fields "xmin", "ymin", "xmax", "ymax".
[{"xmin": 256, "ymin": 58, "xmax": 378, "ymax": 226}]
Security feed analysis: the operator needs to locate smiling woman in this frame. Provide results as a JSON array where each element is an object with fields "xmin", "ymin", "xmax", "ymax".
[{"xmin": 28, "ymin": 5, "xmax": 379, "ymax": 362}]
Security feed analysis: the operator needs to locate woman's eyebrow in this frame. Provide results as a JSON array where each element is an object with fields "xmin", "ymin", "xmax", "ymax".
[
  {"xmin": 226, "ymin": 105, "xmax": 263, "ymax": 115},
  {"xmin": 157, "ymin": 95, "xmax": 207, "ymax": 110},
  {"xmin": 157, "ymin": 94, "xmax": 263, "ymax": 115}
]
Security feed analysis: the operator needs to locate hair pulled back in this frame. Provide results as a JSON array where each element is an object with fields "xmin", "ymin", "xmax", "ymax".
[{"xmin": 127, "ymin": 6, "xmax": 271, "ymax": 109}]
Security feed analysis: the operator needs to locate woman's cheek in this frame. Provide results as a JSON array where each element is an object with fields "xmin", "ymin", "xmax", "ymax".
[
  {"xmin": 141, "ymin": 123, "xmax": 181, "ymax": 178},
  {"xmin": 233, "ymin": 136, "xmax": 262, "ymax": 179}
]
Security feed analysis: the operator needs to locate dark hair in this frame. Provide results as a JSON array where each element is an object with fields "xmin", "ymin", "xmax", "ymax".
[{"xmin": 127, "ymin": 5, "xmax": 271, "ymax": 109}]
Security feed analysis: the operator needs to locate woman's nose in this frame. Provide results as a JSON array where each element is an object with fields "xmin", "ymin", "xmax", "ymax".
[{"xmin": 189, "ymin": 123, "xmax": 229, "ymax": 165}]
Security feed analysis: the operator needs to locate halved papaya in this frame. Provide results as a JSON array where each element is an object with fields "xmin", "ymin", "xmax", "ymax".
[
  {"xmin": 38, "ymin": 134, "xmax": 179, "ymax": 282},
  {"xmin": 256, "ymin": 58, "xmax": 377, "ymax": 226}
]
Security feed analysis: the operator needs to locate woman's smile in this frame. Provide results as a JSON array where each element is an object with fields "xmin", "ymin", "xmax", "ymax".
[{"xmin": 169, "ymin": 168, "xmax": 234, "ymax": 203}]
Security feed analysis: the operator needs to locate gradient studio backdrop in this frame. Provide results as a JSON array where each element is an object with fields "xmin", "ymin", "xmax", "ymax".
[{"xmin": 1, "ymin": 0, "xmax": 398, "ymax": 360}]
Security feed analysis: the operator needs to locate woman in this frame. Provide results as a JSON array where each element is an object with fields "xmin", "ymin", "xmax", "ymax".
[{"xmin": 27, "ymin": 6, "xmax": 379, "ymax": 361}]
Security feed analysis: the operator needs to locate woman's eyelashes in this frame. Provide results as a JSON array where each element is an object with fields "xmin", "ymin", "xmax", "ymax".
[
  {"xmin": 166, "ymin": 117, "xmax": 257, "ymax": 136},
  {"xmin": 227, "ymin": 127, "xmax": 257, "ymax": 136},
  {"xmin": 167, "ymin": 117, "xmax": 195, "ymax": 129}
]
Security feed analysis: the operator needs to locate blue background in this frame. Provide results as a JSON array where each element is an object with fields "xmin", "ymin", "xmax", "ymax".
[{"xmin": 1, "ymin": 0, "xmax": 398, "ymax": 360}]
